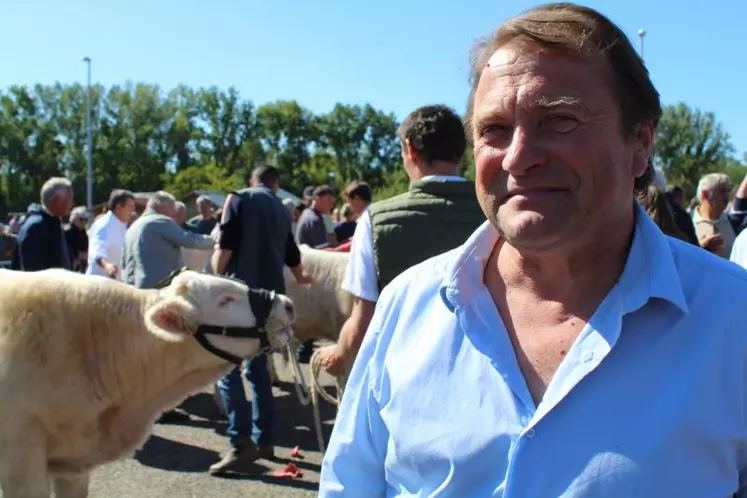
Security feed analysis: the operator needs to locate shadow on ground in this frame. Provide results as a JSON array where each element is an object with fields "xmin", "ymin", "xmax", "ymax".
[{"xmin": 135, "ymin": 381, "xmax": 339, "ymax": 473}]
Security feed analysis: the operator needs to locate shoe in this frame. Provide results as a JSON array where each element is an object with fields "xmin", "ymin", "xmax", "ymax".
[
  {"xmin": 156, "ymin": 410, "xmax": 190, "ymax": 424},
  {"xmin": 208, "ymin": 444, "xmax": 275, "ymax": 475}
]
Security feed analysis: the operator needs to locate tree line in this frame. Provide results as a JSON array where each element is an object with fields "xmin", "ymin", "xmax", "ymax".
[{"xmin": 0, "ymin": 82, "xmax": 743, "ymax": 215}]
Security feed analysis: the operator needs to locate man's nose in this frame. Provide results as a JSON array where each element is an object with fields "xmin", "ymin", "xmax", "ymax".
[{"xmin": 502, "ymin": 127, "xmax": 547, "ymax": 175}]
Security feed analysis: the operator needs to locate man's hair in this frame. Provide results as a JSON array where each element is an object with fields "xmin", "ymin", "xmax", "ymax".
[
  {"xmin": 251, "ymin": 165, "xmax": 280, "ymax": 186},
  {"xmin": 146, "ymin": 191, "xmax": 176, "ymax": 211},
  {"xmin": 69, "ymin": 206, "xmax": 89, "ymax": 223},
  {"xmin": 465, "ymin": 3, "xmax": 662, "ymax": 193},
  {"xmin": 667, "ymin": 186, "xmax": 684, "ymax": 197},
  {"xmin": 398, "ymin": 105, "xmax": 466, "ymax": 165},
  {"xmin": 196, "ymin": 195, "xmax": 211, "ymax": 206},
  {"xmin": 40, "ymin": 177, "xmax": 72, "ymax": 207},
  {"xmin": 697, "ymin": 173, "xmax": 731, "ymax": 198},
  {"xmin": 108, "ymin": 189, "xmax": 136, "ymax": 212},
  {"xmin": 344, "ymin": 180, "xmax": 372, "ymax": 203},
  {"xmin": 313, "ymin": 185, "xmax": 335, "ymax": 198},
  {"xmin": 175, "ymin": 201, "xmax": 187, "ymax": 212}
]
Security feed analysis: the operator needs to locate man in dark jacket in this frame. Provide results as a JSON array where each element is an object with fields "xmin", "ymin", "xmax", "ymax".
[
  {"xmin": 209, "ymin": 164, "xmax": 313, "ymax": 475},
  {"xmin": 11, "ymin": 177, "xmax": 74, "ymax": 271}
]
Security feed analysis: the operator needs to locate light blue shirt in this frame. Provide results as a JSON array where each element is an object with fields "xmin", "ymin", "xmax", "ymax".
[{"xmin": 319, "ymin": 203, "xmax": 747, "ymax": 497}]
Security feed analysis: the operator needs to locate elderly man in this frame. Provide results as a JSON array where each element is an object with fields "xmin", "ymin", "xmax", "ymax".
[
  {"xmin": 692, "ymin": 172, "xmax": 747, "ymax": 257},
  {"xmin": 86, "ymin": 189, "xmax": 136, "ymax": 280},
  {"xmin": 187, "ymin": 195, "xmax": 218, "ymax": 235},
  {"xmin": 122, "ymin": 191, "xmax": 214, "ymax": 289},
  {"xmin": 320, "ymin": 4, "xmax": 747, "ymax": 497},
  {"xmin": 11, "ymin": 177, "xmax": 74, "ymax": 271}
]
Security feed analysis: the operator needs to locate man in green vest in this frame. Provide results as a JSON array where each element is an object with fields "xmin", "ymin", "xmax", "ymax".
[{"xmin": 317, "ymin": 104, "xmax": 485, "ymax": 375}]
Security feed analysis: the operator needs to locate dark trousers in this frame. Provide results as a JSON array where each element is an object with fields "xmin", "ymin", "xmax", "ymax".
[{"xmin": 216, "ymin": 354, "xmax": 275, "ymax": 447}]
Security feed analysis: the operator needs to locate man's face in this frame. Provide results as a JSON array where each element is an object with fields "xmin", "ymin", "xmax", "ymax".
[
  {"xmin": 471, "ymin": 42, "xmax": 651, "ymax": 251},
  {"xmin": 199, "ymin": 201, "xmax": 212, "ymax": 217},
  {"xmin": 347, "ymin": 195, "xmax": 367, "ymax": 215},
  {"xmin": 315, "ymin": 194, "xmax": 335, "ymax": 214},
  {"xmin": 115, "ymin": 198, "xmax": 136, "ymax": 224},
  {"xmin": 704, "ymin": 184, "xmax": 731, "ymax": 216},
  {"xmin": 174, "ymin": 209, "xmax": 187, "ymax": 225}
]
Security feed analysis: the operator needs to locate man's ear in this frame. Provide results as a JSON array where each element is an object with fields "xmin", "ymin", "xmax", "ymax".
[{"xmin": 144, "ymin": 297, "xmax": 197, "ymax": 342}]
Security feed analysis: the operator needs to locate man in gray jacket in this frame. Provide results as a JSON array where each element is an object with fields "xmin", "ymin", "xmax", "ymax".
[
  {"xmin": 122, "ymin": 190, "xmax": 215, "ymax": 423},
  {"xmin": 122, "ymin": 191, "xmax": 214, "ymax": 289}
]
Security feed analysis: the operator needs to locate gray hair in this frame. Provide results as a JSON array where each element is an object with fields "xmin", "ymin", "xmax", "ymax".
[
  {"xmin": 196, "ymin": 195, "xmax": 210, "ymax": 206},
  {"xmin": 146, "ymin": 191, "xmax": 176, "ymax": 211},
  {"xmin": 175, "ymin": 201, "xmax": 187, "ymax": 212},
  {"xmin": 697, "ymin": 173, "xmax": 731, "ymax": 197},
  {"xmin": 69, "ymin": 206, "xmax": 89, "ymax": 223},
  {"xmin": 40, "ymin": 177, "xmax": 72, "ymax": 208}
]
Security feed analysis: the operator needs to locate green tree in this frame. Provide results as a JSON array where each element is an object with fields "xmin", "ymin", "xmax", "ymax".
[{"xmin": 656, "ymin": 102, "xmax": 736, "ymax": 194}]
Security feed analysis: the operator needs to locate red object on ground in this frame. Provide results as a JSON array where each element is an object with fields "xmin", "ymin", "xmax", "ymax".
[
  {"xmin": 271, "ymin": 462, "xmax": 304, "ymax": 479},
  {"xmin": 289, "ymin": 445, "xmax": 304, "ymax": 459}
]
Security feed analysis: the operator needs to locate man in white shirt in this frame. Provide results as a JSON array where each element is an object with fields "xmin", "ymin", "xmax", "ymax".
[{"xmin": 86, "ymin": 189, "xmax": 136, "ymax": 280}]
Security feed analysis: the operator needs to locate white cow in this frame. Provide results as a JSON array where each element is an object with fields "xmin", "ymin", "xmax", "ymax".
[{"xmin": 0, "ymin": 268, "xmax": 296, "ymax": 498}]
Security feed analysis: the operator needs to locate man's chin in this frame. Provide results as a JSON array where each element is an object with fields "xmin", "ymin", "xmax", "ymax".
[{"xmin": 495, "ymin": 212, "xmax": 573, "ymax": 250}]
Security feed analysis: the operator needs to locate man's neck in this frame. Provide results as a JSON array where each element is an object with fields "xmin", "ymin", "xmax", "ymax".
[
  {"xmin": 411, "ymin": 161, "xmax": 460, "ymax": 180},
  {"xmin": 697, "ymin": 203, "xmax": 720, "ymax": 221},
  {"xmin": 492, "ymin": 210, "xmax": 635, "ymax": 308}
]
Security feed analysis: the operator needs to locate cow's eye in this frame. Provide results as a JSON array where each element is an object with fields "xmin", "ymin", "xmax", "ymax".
[{"xmin": 218, "ymin": 296, "xmax": 236, "ymax": 307}]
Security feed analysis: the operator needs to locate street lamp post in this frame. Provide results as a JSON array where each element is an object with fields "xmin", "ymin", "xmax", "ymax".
[
  {"xmin": 638, "ymin": 29, "xmax": 646, "ymax": 58},
  {"xmin": 82, "ymin": 56, "xmax": 93, "ymax": 212}
]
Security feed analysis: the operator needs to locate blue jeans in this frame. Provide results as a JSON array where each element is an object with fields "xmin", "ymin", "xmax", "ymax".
[{"xmin": 216, "ymin": 354, "xmax": 275, "ymax": 448}]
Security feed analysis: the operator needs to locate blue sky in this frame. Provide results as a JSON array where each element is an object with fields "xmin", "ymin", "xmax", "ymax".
[{"xmin": 2, "ymin": 0, "xmax": 745, "ymax": 158}]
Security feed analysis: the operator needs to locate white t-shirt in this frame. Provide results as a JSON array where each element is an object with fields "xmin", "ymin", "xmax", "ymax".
[
  {"xmin": 729, "ymin": 228, "xmax": 747, "ymax": 269},
  {"xmin": 341, "ymin": 175, "xmax": 467, "ymax": 302}
]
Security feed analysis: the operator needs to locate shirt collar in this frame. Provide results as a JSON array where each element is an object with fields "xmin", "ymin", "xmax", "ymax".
[
  {"xmin": 420, "ymin": 174, "xmax": 467, "ymax": 183},
  {"xmin": 440, "ymin": 202, "xmax": 689, "ymax": 316},
  {"xmin": 104, "ymin": 210, "xmax": 128, "ymax": 229}
]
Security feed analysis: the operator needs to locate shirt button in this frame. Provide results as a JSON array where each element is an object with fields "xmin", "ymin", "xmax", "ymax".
[{"xmin": 525, "ymin": 428, "xmax": 536, "ymax": 439}]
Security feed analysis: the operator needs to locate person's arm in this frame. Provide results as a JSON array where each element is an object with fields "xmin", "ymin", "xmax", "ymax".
[
  {"xmin": 319, "ymin": 298, "xmax": 391, "ymax": 497},
  {"xmin": 211, "ymin": 193, "xmax": 241, "ymax": 275},
  {"xmin": 733, "ymin": 175, "xmax": 747, "ymax": 211},
  {"xmin": 89, "ymin": 221, "xmax": 118, "ymax": 277},
  {"xmin": 158, "ymin": 218, "xmax": 215, "ymax": 249},
  {"xmin": 285, "ymin": 231, "xmax": 312, "ymax": 284},
  {"xmin": 18, "ymin": 222, "xmax": 52, "ymax": 271}
]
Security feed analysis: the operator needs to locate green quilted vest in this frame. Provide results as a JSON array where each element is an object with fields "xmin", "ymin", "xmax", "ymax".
[{"xmin": 369, "ymin": 179, "xmax": 485, "ymax": 292}]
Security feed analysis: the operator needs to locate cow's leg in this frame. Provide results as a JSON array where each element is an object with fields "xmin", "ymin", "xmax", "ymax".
[
  {"xmin": 0, "ymin": 427, "xmax": 51, "ymax": 498},
  {"xmin": 52, "ymin": 472, "xmax": 89, "ymax": 498}
]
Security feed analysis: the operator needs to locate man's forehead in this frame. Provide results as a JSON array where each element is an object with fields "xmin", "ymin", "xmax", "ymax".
[{"xmin": 475, "ymin": 46, "xmax": 609, "ymax": 114}]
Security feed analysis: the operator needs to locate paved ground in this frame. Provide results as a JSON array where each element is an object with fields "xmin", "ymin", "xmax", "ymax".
[{"xmin": 5, "ymin": 354, "xmax": 339, "ymax": 498}]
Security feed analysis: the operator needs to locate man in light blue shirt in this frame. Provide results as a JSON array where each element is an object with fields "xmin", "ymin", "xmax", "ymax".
[{"xmin": 319, "ymin": 3, "xmax": 747, "ymax": 497}]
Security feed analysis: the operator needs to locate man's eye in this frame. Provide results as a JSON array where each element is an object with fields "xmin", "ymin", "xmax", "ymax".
[{"xmin": 545, "ymin": 115, "xmax": 579, "ymax": 132}]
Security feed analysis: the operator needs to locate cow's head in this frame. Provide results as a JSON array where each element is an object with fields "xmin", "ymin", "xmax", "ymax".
[{"xmin": 143, "ymin": 269, "xmax": 296, "ymax": 360}]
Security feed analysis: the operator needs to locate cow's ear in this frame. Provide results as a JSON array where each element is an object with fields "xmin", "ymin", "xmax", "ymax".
[{"xmin": 145, "ymin": 298, "xmax": 196, "ymax": 341}]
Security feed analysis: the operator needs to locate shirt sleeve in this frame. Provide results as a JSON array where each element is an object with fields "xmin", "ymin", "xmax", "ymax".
[
  {"xmin": 318, "ymin": 295, "xmax": 392, "ymax": 497},
  {"xmin": 89, "ymin": 220, "xmax": 111, "ymax": 263},
  {"xmin": 285, "ymin": 231, "xmax": 301, "ymax": 268},
  {"xmin": 158, "ymin": 218, "xmax": 215, "ymax": 249},
  {"xmin": 218, "ymin": 193, "xmax": 242, "ymax": 251},
  {"xmin": 341, "ymin": 210, "xmax": 379, "ymax": 302}
]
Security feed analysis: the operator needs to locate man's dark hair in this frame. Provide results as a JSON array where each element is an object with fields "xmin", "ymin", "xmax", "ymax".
[
  {"xmin": 251, "ymin": 165, "xmax": 279, "ymax": 186},
  {"xmin": 397, "ymin": 105, "xmax": 467, "ymax": 165},
  {"xmin": 344, "ymin": 180, "xmax": 372, "ymax": 203},
  {"xmin": 313, "ymin": 185, "xmax": 335, "ymax": 198},
  {"xmin": 108, "ymin": 189, "xmax": 135, "ymax": 212}
]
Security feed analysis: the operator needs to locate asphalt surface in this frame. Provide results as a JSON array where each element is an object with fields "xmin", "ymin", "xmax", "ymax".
[{"xmin": 3, "ymin": 354, "xmax": 339, "ymax": 498}]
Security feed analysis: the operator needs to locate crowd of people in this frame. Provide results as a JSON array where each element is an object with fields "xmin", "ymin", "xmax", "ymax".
[{"xmin": 4, "ymin": 2, "xmax": 747, "ymax": 495}]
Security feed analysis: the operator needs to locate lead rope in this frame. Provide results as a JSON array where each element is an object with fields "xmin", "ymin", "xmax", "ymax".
[{"xmin": 286, "ymin": 337, "xmax": 311, "ymax": 406}]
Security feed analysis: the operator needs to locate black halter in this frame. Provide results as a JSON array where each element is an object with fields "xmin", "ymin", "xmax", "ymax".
[{"xmin": 153, "ymin": 268, "xmax": 277, "ymax": 365}]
